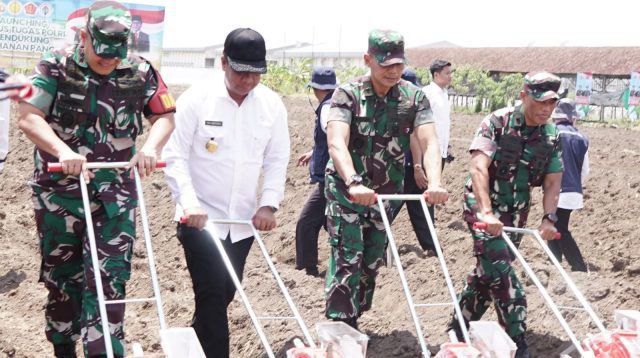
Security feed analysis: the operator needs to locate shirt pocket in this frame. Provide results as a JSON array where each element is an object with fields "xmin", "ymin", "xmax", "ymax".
[
  {"xmin": 47, "ymin": 109, "xmax": 83, "ymax": 139},
  {"xmin": 196, "ymin": 121, "xmax": 226, "ymax": 154}
]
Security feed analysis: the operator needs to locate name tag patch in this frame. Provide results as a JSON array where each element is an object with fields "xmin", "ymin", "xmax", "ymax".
[{"xmin": 205, "ymin": 120, "xmax": 223, "ymax": 126}]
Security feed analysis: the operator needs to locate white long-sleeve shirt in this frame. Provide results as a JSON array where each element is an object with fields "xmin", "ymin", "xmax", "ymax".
[
  {"xmin": 423, "ymin": 82, "xmax": 451, "ymax": 158},
  {"xmin": 162, "ymin": 80, "xmax": 290, "ymax": 242}
]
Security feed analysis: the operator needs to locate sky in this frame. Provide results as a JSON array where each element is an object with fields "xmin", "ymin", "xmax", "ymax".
[{"xmin": 135, "ymin": 0, "xmax": 639, "ymax": 51}]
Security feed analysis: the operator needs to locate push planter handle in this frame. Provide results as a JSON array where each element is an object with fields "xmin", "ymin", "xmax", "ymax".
[
  {"xmin": 47, "ymin": 161, "xmax": 167, "ymax": 172},
  {"xmin": 350, "ymin": 192, "xmax": 430, "ymax": 202},
  {"xmin": 473, "ymin": 221, "xmax": 561, "ymax": 240}
]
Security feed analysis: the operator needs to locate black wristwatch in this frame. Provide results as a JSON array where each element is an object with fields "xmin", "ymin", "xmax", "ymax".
[
  {"xmin": 542, "ymin": 213, "xmax": 558, "ymax": 224},
  {"xmin": 345, "ymin": 174, "xmax": 363, "ymax": 188}
]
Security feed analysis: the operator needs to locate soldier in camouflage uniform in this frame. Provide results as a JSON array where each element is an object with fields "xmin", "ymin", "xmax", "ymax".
[
  {"xmin": 448, "ymin": 71, "xmax": 564, "ymax": 358},
  {"xmin": 17, "ymin": 2, "xmax": 176, "ymax": 357},
  {"xmin": 324, "ymin": 29, "xmax": 449, "ymax": 329}
]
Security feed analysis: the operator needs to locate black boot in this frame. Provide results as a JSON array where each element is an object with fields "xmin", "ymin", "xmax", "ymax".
[
  {"xmin": 53, "ymin": 343, "xmax": 77, "ymax": 358},
  {"xmin": 446, "ymin": 316, "xmax": 467, "ymax": 342},
  {"xmin": 512, "ymin": 335, "xmax": 530, "ymax": 358}
]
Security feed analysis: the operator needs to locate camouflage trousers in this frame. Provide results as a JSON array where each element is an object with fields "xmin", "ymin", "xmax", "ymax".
[
  {"xmin": 457, "ymin": 190, "xmax": 528, "ymax": 339},
  {"xmin": 33, "ymin": 189, "xmax": 135, "ymax": 357},
  {"xmin": 324, "ymin": 205, "xmax": 390, "ymax": 320}
]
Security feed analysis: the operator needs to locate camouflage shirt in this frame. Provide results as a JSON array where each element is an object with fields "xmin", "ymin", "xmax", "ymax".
[
  {"xmin": 25, "ymin": 45, "xmax": 166, "ymax": 218},
  {"xmin": 326, "ymin": 76, "xmax": 433, "ymax": 212},
  {"xmin": 466, "ymin": 104, "xmax": 563, "ymax": 213}
]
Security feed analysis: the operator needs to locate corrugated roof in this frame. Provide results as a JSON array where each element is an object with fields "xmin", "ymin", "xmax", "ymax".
[{"xmin": 406, "ymin": 47, "xmax": 640, "ymax": 76}]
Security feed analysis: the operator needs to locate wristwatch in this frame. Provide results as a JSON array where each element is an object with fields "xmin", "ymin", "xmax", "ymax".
[
  {"xmin": 542, "ymin": 213, "xmax": 558, "ymax": 224},
  {"xmin": 345, "ymin": 174, "xmax": 363, "ymax": 188}
]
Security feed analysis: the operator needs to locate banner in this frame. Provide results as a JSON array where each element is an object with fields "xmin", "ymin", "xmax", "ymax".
[
  {"xmin": 629, "ymin": 71, "xmax": 640, "ymax": 120},
  {"xmin": 575, "ymin": 72, "xmax": 592, "ymax": 119},
  {"xmin": 0, "ymin": 0, "xmax": 165, "ymax": 72}
]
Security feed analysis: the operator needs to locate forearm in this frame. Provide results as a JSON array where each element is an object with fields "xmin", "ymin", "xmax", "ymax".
[
  {"xmin": 409, "ymin": 133, "xmax": 422, "ymax": 168},
  {"xmin": 328, "ymin": 140, "xmax": 356, "ymax": 182},
  {"xmin": 141, "ymin": 114, "xmax": 175, "ymax": 154},
  {"xmin": 542, "ymin": 173, "xmax": 562, "ymax": 215},
  {"xmin": 470, "ymin": 166, "xmax": 493, "ymax": 215},
  {"xmin": 422, "ymin": 140, "xmax": 443, "ymax": 187}
]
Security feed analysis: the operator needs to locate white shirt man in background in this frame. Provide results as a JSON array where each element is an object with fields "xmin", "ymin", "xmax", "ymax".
[
  {"xmin": 162, "ymin": 28, "xmax": 290, "ymax": 358},
  {"xmin": 423, "ymin": 59, "xmax": 453, "ymax": 169}
]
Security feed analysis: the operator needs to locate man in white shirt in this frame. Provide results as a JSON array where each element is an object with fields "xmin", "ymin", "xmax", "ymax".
[
  {"xmin": 419, "ymin": 60, "xmax": 453, "ymax": 251},
  {"xmin": 162, "ymin": 28, "xmax": 290, "ymax": 358},
  {"xmin": 423, "ymin": 59, "xmax": 452, "ymax": 169}
]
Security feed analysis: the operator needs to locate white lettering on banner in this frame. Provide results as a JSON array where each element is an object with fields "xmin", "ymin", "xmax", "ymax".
[{"xmin": 0, "ymin": 14, "xmax": 65, "ymax": 53}]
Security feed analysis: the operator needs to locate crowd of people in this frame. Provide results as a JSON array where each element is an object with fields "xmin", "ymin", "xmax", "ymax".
[{"xmin": 3, "ymin": 1, "xmax": 594, "ymax": 357}]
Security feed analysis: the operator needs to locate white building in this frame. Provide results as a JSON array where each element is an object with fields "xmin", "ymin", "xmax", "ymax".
[{"xmin": 160, "ymin": 42, "xmax": 365, "ymax": 85}]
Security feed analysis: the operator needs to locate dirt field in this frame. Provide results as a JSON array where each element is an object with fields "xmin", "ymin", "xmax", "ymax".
[{"xmin": 1, "ymin": 94, "xmax": 639, "ymax": 357}]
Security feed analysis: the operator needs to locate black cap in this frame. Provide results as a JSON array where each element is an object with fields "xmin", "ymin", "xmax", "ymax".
[
  {"xmin": 430, "ymin": 59, "xmax": 451, "ymax": 73},
  {"xmin": 307, "ymin": 66, "xmax": 337, "ymax": 90},
  {"xmin": 224, "ymin": 28, "xmax": 267, "ymax": 74},
  {"xmin": 401, "ymin": 68, "xmax": 419, "ymax": 86}
]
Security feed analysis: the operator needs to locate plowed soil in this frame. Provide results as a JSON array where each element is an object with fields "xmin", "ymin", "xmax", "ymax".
[{"xmin": 1, "ymin": 94, "xmax": 639, "ymax": 357}]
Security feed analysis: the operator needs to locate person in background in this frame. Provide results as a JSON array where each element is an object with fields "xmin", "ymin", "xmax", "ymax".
[
  {"xmin": 423, "ymin": 59, "xmax": 453, "ymax": 170},
  {"xmin": 324, "ymin": 29, "xmax": 448, "ymax": 330},
  {"xmin": 389, "ymin": 68, "xmax": 438, "ymax": 255},
  {"xmin": 421, "ymin": 60, "xmax": 454, "ymax": 251},
  {"xmin": 549, "ymin": 98, "xmax": 589, "ymax": 272},
  {"xmin": 129, "ymin": 15, "xmax": 150, "ymax": 52},
  {"xmin": 295, "ymin": 66, "xmax": 338, "ymax": 277},
  {"xmin": 17, "ymin": 1, "xmax": 176, "ymax": 356},
  {"xmin": 162, "ymin": 28, "xmax": 290, "ymax": 358}
]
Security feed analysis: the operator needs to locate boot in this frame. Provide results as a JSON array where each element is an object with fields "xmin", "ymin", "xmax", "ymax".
[
  {"xmin": 53, "ymin": 343, "xmax": 77, "ymax": 358},
  {"xmin": 446, "ymin": 316, "xmax": 467, "ymax": 343},
  {"xmin": 512, "ymin": 335, "xmax": 530, "ymax": 358}
]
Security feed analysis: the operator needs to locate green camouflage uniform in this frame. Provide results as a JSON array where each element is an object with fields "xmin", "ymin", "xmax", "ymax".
[
  {"xmin": 456, "ymin": 73, "xmax": 563, "ymax": 340},
  {"xmin": 23, "ymin": 2, "xmax": 174, "ymax": 356},
  {"xmin": 324, "ymin": 30, "xmax": 433, "ymax": 321}
]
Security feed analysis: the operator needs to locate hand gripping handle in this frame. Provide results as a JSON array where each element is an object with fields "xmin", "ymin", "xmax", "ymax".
[{"xmin": 473, "ymin": 222, "xmax": 561, "ymax": 240}]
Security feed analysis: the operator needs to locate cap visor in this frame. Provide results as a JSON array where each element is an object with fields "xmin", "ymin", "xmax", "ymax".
[
  {"xmin": 228, "ymin": 58, "xmax": 267, "ymax": 74},
  {"xmin": 309, "ymin": 83, "xmax": 338, "ymax": 90},
  {"xmin": 532, "ymin": 91, "xmax": 560, "ymax": 102},
  {"xmin": 379, "ymin": 57, "xmax": 405, "ymax": 67}
]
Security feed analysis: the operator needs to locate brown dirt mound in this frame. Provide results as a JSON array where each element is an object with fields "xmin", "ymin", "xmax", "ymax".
[{"xmin": 1, "ymin": 95, "xmax": 639, "ymax": 357}]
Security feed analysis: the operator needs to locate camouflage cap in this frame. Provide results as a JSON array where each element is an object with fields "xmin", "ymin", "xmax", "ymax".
[
  {"xmin": 368, "ymin": 29, "xmax": 405, "ymax": 66},
  {"xmin": 86, "ymin": 1, "xmax": 131, "ymax": 59},
  {"xmin": 524, "ymin": 71, "xmax": 561, "ymax": 102}
]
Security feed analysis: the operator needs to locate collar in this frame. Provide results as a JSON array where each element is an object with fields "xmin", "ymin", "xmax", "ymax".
[
  {"xmin": 361, "ymin": 76, "xmax": 401, "ymax": 100},
  {"xmin": 509, "ymin": 104, "xmax": 527, "ymax": 129}
]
